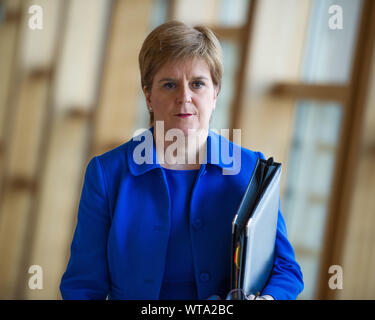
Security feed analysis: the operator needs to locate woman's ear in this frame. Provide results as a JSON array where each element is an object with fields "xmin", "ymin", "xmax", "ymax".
[
  {"xmin": 143, "ymin": 86, "xmax": 151, "ymax": 107},
  {"xmin": 212, "ymin": 85, "xmax": 219, "ymax": 109},
  {"xmin": 214, "ymin": 85, "xmax": 219, "ymax": 98}
]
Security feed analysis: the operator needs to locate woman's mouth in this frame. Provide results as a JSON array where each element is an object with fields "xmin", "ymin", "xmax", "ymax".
[{"xmin": 176, "ymin": 113, "xmax": 193, "ymax": 118}]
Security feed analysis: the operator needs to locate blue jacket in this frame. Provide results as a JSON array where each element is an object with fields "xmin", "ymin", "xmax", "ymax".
[{"xmin": 60, "ymin": 128, "xmax": 303, "ymax": 300}]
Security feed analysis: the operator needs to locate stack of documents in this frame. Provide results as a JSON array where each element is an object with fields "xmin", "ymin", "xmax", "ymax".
[{"xmin": 231, "ymin": 157, "xmax": 282, "ymax": 297}]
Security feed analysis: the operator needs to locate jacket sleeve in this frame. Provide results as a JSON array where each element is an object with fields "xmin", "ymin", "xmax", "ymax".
[
  {"xmin": 60, "ymin": 156, "xmax": 111, "ymax": 299},
  {"xmin": 256, "ymin": 152, "xmax": 304, "ymax": 300}
]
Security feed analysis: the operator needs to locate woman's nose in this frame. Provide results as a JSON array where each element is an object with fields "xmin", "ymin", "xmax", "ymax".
[{"xmin": 176, "ymin": 83, "xmax": 192, "ymax": 104}]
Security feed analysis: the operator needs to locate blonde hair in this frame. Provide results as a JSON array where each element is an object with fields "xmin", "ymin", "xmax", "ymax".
[{"xmin": 138, "ymin": 20, "xmax": 223, "ymax": 123}]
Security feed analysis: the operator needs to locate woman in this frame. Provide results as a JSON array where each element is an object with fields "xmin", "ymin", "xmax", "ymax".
[{"xmin": 60, "ymin": 21, "xmax": 303, "ymax": 300}]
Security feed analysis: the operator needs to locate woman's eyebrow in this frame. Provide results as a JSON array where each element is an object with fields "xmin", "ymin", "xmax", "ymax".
[
  {"xmin": 158, "ymin": 76, "xmax": 209, "ymax": 82},
  {"xmin": 158, "ymin": 78, "xmax": 176, "ymax": 83},
  {"xmin": 192, "ymin": 76, "xmax": 209, "ymax": 80}
]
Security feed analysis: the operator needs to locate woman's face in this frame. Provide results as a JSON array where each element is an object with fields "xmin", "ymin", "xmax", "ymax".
[{"xmin": 143, "ymin": 57, "xmax": 218, "ymax": 136}]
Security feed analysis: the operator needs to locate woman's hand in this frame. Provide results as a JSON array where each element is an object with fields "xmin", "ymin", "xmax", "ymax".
[
  {"xmin": 206, "ymin": 295, "xmax": 221, "ymax": 300},
  {"xmin": 246, "ymin": 294, "xmax": 274, "ymax": 300}
]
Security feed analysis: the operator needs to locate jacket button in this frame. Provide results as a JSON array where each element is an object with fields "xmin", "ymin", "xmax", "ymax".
[
  {"xmin": 200, "ymin": 272, "xmax": 210, "ymax": 282},
  {"xmin": 192, "ymin": 218, "xmax": 203, "ymax": 230}
]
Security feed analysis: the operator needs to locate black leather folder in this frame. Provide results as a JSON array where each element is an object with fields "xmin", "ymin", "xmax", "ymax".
[{"xmin": 231, "ymin": 157, "xmax": 282, "ymax": 296}]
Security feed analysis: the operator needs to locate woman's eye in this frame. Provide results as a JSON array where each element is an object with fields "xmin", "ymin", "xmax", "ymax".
[
  {"xmin": 163, "ymin": 82, "xmax": 175, "ymax": 89},
  {"xmin": 192, "ymin": 81, "xmax": 204, "ymax": 89}
]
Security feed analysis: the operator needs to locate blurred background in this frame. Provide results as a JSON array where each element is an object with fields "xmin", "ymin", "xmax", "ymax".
[{"xmin": 0, "ymin": 0, "xmax": 374, "ymax": 300}]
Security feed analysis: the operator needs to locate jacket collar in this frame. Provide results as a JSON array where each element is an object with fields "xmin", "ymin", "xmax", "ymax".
[{"xmin": 127, "ymin": 126, "xmax": 235, "ymax": 176}]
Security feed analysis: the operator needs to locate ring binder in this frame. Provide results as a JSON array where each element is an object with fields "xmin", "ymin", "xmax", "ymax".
[{"xmin": 231, "ymin": 157, "xmax": 282, "ymax": 296}]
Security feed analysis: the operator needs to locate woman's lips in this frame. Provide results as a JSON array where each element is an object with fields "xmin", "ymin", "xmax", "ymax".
[{"xmin": 176, "ymin": 113, "xmax": 192, "ymax": 118}]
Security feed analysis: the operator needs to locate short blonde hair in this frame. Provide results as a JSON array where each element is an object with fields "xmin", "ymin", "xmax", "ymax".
[{"xmin": 138, "ymin": 21, "xmax": 223, "ymax": 123}]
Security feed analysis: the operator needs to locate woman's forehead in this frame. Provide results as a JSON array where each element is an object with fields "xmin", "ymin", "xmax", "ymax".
[{"xmin": 155, "ymin": 57, "xmax": 211, "ymax": 79}]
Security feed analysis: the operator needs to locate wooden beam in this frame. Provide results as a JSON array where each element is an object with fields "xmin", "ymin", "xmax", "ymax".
[
  {"xmin": 229, "ymin": 0, "xmax": 258, "ymax": 132},
  {"xmin": 6, "ymin": 175, "xmax": 38, "ymax": 192},
  {"xmin": 4, "ymin": 10, "xmax": 21, "ymax": 23},
  {"xmin": 0, "ymin": 1, "xmax": 23, "ymax": 191},
  {"xmin": 65, "ymin": 108, "xmax": 94, "ymax": 121},
  {"xmin": 210, "ymin": 26, "xmax": 242, "ymax": 42},
  {"xmin": 166, "ymin": 0, "xmax": 176, "ymax": 21},
  {"xmin": 316, "ymin": 0, "xmax": 375, "ymax": 300},
  {"xmin": 270, "ymin": 82, "xmax": 348, "ymax": 103}
]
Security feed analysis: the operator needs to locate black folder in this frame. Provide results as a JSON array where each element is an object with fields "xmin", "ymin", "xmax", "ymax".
[{"xmin": 231, "ymin": 157, "xmax": 282, "ymax": 296}]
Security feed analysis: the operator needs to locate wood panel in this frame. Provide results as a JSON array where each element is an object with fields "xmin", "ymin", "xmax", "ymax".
[
  {"xmin": 92, "ymin": 0, "xmax": 153, "ymax": 157},
  {"xmin": 270, "ymin": 82, "xmax": 348, "ymax": 103},
  {"xmin": 317, "ymin": 0, "xmax": 375, "ymax": 300},
  {"xmin": 0, "ymin": 1, "xmax": 21, "ymax": 144},
  {"xmin": 239, "ymin": 0, "xmax": 311, "ymax": 194},
  {"xmin": 7, "ymin": 72, "xmax": 49, "ymax": 180},
  {"xmin": 336, "ymin": 23, "xmax": 375, "ymax": 299},
  {"xmin": 22, "ymin": 0, "xmax": 111, "ymax": 299},
  {"xmin": 229, "ymin": 0, "xmax": 257, "ymax": 132},
  {"xmin": 23, "ymin": 114, "xmax": 91, "ymax": 299},
  {"xmin": 338, "ymin": 150, "xmax": 375, "ymax": 299},
  {"xmin": 0, "ymin": 73, "xmax": 49, "ymax": 299},
  {"xmin": 0, "ymin": 0, "xmax": 22, "ymax": 194}
]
